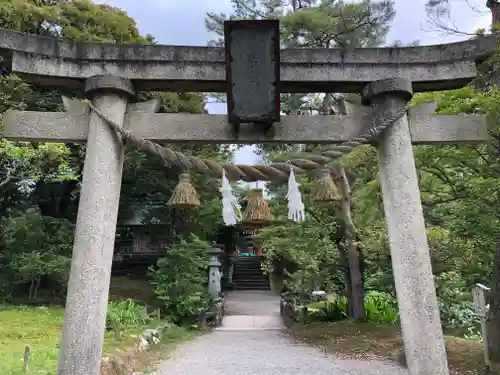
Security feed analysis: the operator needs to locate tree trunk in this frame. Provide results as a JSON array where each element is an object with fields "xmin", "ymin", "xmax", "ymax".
[
  {"xmin": 342, "ymin": 251, "xmax": 354, "ymax": 318},
  {"xmin": 33, "ymin": 276, "xmax": 41, "ymax": 300},
  {"xmin": 28, "ymin": 279, "xmax": 35, "ymax": 302},
  {"xmin": 343, "ymin": 229, "xmax": 365, "ymax": 320},
  {"xmin": 487, "ymin": 242, "xmax": 500, "ymax": 363},
  {"xmin": 326, "ymin": 94, "xmax": 365, "ymax": 320},
  {"xmin": 336, "ymin": 167, "xmax": 365, "ymax": 320}
]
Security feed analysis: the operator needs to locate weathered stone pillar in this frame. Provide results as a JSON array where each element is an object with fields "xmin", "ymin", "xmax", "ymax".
[
  {"xmin": 361, "ymin": 78, "xmax": 449, "ymax": 375},
  {"xmin": 208, "ymin": 247, "xmax": 223, "ymax": 298},
  {"xmin": 57, "ymin": 75, "xmax": 136, "ymax": 375}
]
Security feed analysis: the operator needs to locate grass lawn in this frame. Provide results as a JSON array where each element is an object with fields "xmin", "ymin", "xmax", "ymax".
[
  {"xmin": 0, "ymin": 304, "xmax": 195, "ymax": 375},
  {"xmin": 288, "ymin": 321, "xmax": 495, "ymax": 375}
]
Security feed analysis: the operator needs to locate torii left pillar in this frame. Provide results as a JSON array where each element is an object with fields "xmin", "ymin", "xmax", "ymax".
[{"xmin": 57, "ymin": 75, "xmax": 136, "ymax": 375}]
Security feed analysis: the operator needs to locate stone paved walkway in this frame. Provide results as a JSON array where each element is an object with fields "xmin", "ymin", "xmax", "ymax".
[
  {"xmin": 219, "ymin": 290, "xmax": 283, "ymax": 330},
  {"xmin": 224, "ymin": 290, "xmax": 281, "ymax": 316},
  {"xmin": 151, "ymin": 291, "xmax": 409, "ymax": 375}
]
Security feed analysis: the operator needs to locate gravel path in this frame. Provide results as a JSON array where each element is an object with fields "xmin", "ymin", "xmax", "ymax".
[
  {"xmin": 151, "ymin": 291, "xmax": 408, "ymax": 374},
  {"xmin": 152, "ymin": 329, "xmax": 409, "ymax": 375}
]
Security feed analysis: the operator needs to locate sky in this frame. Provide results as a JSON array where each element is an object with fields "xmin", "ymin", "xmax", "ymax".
[{"xmin": 96, "ymin": 0, "xmax": 492, "ymax": 180}]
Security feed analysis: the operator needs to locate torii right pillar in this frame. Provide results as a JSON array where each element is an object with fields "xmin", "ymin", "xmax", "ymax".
[{"xmin": 362, "ymin": 78, "xmax": 449, "ymax": 375}]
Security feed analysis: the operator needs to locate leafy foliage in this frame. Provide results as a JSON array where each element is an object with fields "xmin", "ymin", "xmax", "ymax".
[
  {"xmin": 205, "ymin": 0, "xmax": 395, "ymax": 48},
  {"xmin": 308, "ymin": 291, "xmax": 398, "ymax": 325},
  {"xmin": 435, "ymin": 272, "xmax": 480, "ymax": 335},
  {"xmin": 0, "ymin": 208, "xmax": 74, "ymax": 301},
  {"xmin": 149, "ymin": 235, "xmax": 212, "ymax": 323},
  {"xmin": 106, "ymin": 299, "xmax": 152, "ymax": 330},
  {"xmin": 0, "ymin": 0, "xmax": 152, "ymax": 42},
  {"xmin": 362, "ymin": 291, "xmax": 398, "ymax": 324}
]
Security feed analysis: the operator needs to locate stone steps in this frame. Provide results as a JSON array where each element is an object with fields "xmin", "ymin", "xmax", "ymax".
[{"xmin": 232, "ymin": 256, "xmax": 270, "ymax": 291}]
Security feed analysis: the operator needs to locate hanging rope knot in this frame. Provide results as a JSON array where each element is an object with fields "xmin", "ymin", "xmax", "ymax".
[{"xmin": 87, "ymin": 99, "xmax": 408, "ymax": 183}]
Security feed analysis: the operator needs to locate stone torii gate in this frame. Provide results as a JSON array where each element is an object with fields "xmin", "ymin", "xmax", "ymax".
[{"xmin": 0, "ymin": 21, "xmax": 495, "ymax": 375}]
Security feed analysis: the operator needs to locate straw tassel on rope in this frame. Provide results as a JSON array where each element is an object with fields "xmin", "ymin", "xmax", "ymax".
[
  {"xmin": 243, "ymin": 188, "xmax": 273, "ymax": 225},
  {"xmin": 311, "ymin": 170, "xmax": 341, "ymax": 202},
  {"xmin": 286, "ymin": 165, "xmax": 305, "ymax": 222},
  {"xmin": 167, "ymin": 173, "xmax": 200, "ymax": 209}
]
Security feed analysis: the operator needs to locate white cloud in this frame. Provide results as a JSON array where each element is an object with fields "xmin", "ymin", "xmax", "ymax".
[
  {"xmin": 149, "ymin": 0, "xmax": 232, "ymax": 12},
  {"xmin": 95, "ymin": 0, "xmax": 232, "ymax": 45}
]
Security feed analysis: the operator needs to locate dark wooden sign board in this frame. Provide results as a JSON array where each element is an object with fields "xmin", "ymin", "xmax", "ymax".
[{"xmin": 224, "ymin": 20, "xmax": 280, "ymax": 125}]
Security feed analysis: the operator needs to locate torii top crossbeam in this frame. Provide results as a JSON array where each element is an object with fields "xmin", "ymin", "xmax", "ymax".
[{"xmin": 0, "ymin": 26, "xmax": 497, "ymax": 93}]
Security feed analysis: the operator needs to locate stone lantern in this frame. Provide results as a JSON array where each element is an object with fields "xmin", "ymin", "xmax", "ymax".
[{"xmin": 207, "ymin": 247, "xmax": 223, "ymax": 299}]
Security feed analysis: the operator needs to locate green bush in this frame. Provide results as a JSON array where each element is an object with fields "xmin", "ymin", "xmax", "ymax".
[
  {"xmin": 364, "ymin": 291, "xmax": 398, "ymax": 325},
  {"xmin": 0, "ymin": 208, "xmax": 74, "ymax": 302},
  {"xmin": 435, "ymin": 272, "xmax": 481, "ymax": 337},
  {"xmin": 307, "ymin": 272, "xmax": 483, "ymax": 337},
  {"xmin": 308, "ymin": 297, "xmax": 348, "ymax": 321},
  {"xmin": 307, "ymin": 291, "xmax": 398, "ymax": 325},
  {"xmin": 106, "ymin": 299, "xmax": 151, "ymax": 330},
  {"xmin": 149, "ymin": 234, "xmax": 211, "ymax": 324}
]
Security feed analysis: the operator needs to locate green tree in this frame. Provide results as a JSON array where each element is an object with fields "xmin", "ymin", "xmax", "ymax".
[
  {"xmin": 0, "ymin": 0, "xmax": 230, "ymax": 302},
  {"xmin": 205, "ymin": 0, "xmax": 395, "ymax": 48},
  {"xmin": 0, "ymin": 0, "xmax": 153, "ymax": 42},
  {"xmin": 149, "ymin": 234, "xmax": 212, "ymax": 323},
  {"xmin": 0, "ymin": 0, "xmax": 157, "ymax": 223},
  {"xmin": 1, "ymin": 207, "xmax": 74, "ymax": 301}
]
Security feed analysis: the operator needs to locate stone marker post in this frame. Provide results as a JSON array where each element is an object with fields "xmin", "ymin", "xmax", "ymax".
[
  {"xmin": 208, "ymin": 247, "xmax": 223, "ymax": 299},
  {"xmin": 472, "ymin": 283, "xmax": 491, "ymax": 368},
  {"xmin": 362, "ymin": 78, "xmax": 449, "ymax": 375},
  {"xmin": 57, "ymin": 75, "xmax": 136, "ymax": 375}
]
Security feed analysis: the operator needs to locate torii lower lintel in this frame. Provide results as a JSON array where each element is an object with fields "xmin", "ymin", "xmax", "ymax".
[{"xmin": 2, "ymin": 101, "xmax": 489, "ymax": 144}]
